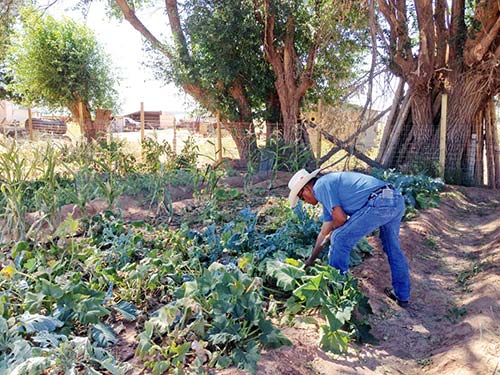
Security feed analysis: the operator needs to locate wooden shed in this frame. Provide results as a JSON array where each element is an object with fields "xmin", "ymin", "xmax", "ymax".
[{"xmin": 123, "ymin": 110, "xmax": 175, "ymax": 129}]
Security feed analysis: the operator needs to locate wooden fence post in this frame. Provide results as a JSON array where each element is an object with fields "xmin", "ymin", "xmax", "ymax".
[
  {"xmin": 316, "ymin": 99, "xmax": 323, "ymax": 166},
  {"xmin": 466, "ymin": 133, "xmax": 477, "ymax": 185},
  {"xmin": 439, "ymin": 93, "xmax": 448, "ymax": 179},
  {"xmin": 27, "ymin": 106, "xmax": 33, "ymax": 141},
  {"xmin": 140, "ymin": 102, "xmax": 145, "ymax": 143},
  {"xmin": 173, "ymin": 117, "xmax": 177, "ymax": 154},
  {"xmin": 216, "ymin": 112, "xmax": 222, "ymax": 162},
  {"xmin": 78, "ymin": 101, "xmax": 84, "ymax": 136}
]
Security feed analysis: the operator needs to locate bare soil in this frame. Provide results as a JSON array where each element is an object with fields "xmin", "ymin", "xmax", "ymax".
[
  {"xmin": 219, "ymin": 185, "xmax": 500, "ymax": 375},
  {"xmin": 25, "ymin": 179, "xmax": 499, "ymax": 375},
  {"xmin": 100, "ymin": 182, "xmax": 500, "ymax": 375}
]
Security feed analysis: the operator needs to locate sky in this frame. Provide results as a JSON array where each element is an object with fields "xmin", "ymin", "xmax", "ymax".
[{"xmin": 46, "ymin": 1, "xmax": 194, "ymax": 117}]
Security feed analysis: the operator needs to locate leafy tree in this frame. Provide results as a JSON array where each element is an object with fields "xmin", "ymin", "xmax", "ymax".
[
  {"xmin": 111, "ymin": 0, "xmax": 368, "ymax": 161},
  {"xmin": 114, "ymin": 0, "xmax": 270, "ymax": 159},
  {"xmin": 151, "ymin": 0, "xmax": 278, "ymax": 158},
  {"xmin": 6, "ymin": 7, "xmax": 118, "ymax": 140},
  {"xmin": 0, "ymin": 0, "xmax": 25, "ymax": 99},
  {"xmin": 254, "ymin": 0, "xmax": 369, "ymax": 144},
  {"xmin": 375, "ymin": 0, "xmax": 500, "ymax": 185}
]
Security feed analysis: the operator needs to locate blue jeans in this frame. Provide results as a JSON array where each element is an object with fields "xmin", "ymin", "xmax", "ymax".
[{"xmin": 328, "ymin": 191, "xmax": 411, "ymax": 301}]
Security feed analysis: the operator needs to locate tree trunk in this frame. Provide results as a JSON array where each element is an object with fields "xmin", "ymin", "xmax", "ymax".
[
  {"xmin": 491, "ymin": 101, "xmax": 500, "ymax": 189},
  {"xmin": 396, "ymin": 90, "xmax": 435, "ymax": 168},
  {"xmin": 485, "ymin": 100, "xmax": 495, "ymax": 188},
  {"xmin": 445, "ymin": 74, "xmax": 488, "ymax": 183},
  {"xmin": 117, "ymin": 0, "xmax": 258, "ymax": 161},
  {"xmin": 473, "ymin": 111, "xmax": 484, "ymax": 185},
  {"xmin": 223, "ymin": 121, "xmax": 257, "ymax": 162},
  {"xmin": 260, "ymin": 0, "xmax": 315, "ymax": 152},
  {"xmin": 280, "ymin": 98, "xmax": 299, "ymax": 143},
  {"xmin": 265, "ymin": 90, "xmax": 281, "ymax": 144},
  {"xmin": 374, "ymin": 0, "xmax": 500, "ymax": 186},
  {"xmin": 380, "ymin": 71, "xmax": 496, "ymax": 184},
  {"xmin": 95, "ymin": 109, "xmax": 113, "ymax": 141},
  {"xmin": 68, "ymin": 101, "xmax": 95, "ymax": 142}
]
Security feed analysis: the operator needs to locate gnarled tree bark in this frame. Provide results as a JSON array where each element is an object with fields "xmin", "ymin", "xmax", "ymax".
[{"xmin": 375, "ymin": 0, "xmax": 500, "ymax": 184}]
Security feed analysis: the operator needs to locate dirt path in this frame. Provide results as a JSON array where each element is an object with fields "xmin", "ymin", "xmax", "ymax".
[{"xmin": 222, "ymin": 186, "xmax": 500, "ymax": 375}]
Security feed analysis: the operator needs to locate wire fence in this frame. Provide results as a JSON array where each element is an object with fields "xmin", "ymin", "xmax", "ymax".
[
  {"xmin": 2, "ymin": 104, "xmax": 498, "ymax": 187},
  {"xmin": 77, "ymin": 116, "xmax": 500, "ymax": 188}
]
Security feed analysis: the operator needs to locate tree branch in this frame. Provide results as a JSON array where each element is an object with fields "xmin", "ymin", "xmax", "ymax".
[
  {"xmin": 345, "ymin": 106, "xmax": 391, "ymax": 145},
  {"xmin": 449, "ymin": 0, "xmax": 465, "ymax": 64},
  {"xmin": 307, "ymin": 108, "xmax": 390, "ymax": 168},
  {"xmin": 296, "ymin": 41, "xmax": 317, "ymax": 98},
  {"xmin": 435, "ymin": 0, "xmax": 448, "ymax": 69},
  {"xmin": 284, "ymin": 16, "xmax": 298, "ymax": 97},
  {"xmin": 115, "ymin": 0, "xmax": 173, "ymax": 59},
  {"xmin": 377, "ymin": 0, "xmax": 414, "ymax": 76},
  {"xmin": 415, "ymin": 0, "xmax": 435, "ymax": 74},
  {"xmin": 465, "ymin": 14, "xmax": 500, "ymax": 66},
  {"xmin": 362, "ymin": 0, "xmax": 378, "ymax": 119},
  {"xmin": 340, "ymin": 66, "xmax": 389, "ymax": 102},
  {"xmin": 165, "ymin": 0, "xmax": 191, "ymax": 61},
  {"xmin": 262, "ymin": 0, "xmax": 278, "ymax": 63},
  {"xmin": 229, "ymin": 78, "xmax": 253, "ymax": 120}
]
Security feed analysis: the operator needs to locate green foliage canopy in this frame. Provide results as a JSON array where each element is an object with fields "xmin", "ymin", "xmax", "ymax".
[
  {"xmin": 306, "ymin": 1, "xmax": 369, "ymax": 102},
  {"xmin": 184, "ymin": 0, "xmax": 274, "ymax": 120},
  {"xmin": 119, "ymin": 0, "xmax": 368, "ymax": 118},
  {"xmin": 6, "ymin": 7, "xmax": 119, "ymax": 114},
  {"xmin": 267, "ymin": 0, "xmax": 369, "ymax": 102},
  {"xmin": 0, "ymin": 0, "xmax": 25, "ymax": 99},
  {"xmin": 145, "ymin": 0, "xmax": 275, "ymax": 121}
]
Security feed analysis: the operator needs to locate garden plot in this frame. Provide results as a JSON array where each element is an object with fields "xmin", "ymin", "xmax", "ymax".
[{"xmin": 1, "ymin": 139, "xmax": 498, "ymax": 375}]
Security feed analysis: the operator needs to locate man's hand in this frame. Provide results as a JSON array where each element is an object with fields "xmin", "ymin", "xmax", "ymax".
[
  {"xmin": 305, "ymin": 222, "xmax": 334, "ymax": 269},
  {"xmin": 304, "ymin": 208, "xmax": 343, "ymax": 270},
  {"xmin": 304, "ymin": 258, "xmax": 315, "ymax": 268}
]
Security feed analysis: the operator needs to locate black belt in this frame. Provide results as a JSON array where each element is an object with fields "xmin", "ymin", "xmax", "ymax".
[{"xmin": 369, "ymin": 184, "xmax": 394, "ymax": 199}]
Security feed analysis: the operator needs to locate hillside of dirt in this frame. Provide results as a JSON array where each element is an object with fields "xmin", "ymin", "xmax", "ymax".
[{"xmin": 218, "ymin": 185, "xmax": 500, "ymax": 375}]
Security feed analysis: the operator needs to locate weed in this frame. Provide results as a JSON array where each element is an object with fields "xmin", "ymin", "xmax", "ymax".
[
  {"xmin": 423, "ymin": 235, "xmax": 438, "ymax": 251},
  {"xmin": 446, "ymin": 305, "xmax": 467, "ymax": 323},
  {"xmin": 417, "ymin": 357, "xmax": 432, "ymax": 367},
  {"xmin": 456, "ymin": 262, "xmax": 484, "ymax": 292}
]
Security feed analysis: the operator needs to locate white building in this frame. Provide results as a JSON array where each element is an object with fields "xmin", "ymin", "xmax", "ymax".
[{"xmin": 0, "ymin": 100, "xmax": 41, "ymax": 126}]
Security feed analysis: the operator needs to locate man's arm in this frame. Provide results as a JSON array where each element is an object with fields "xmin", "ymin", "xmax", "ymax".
[{"xmin": 305, "ymin": 206, "xmax": 347, "ymax": 267}]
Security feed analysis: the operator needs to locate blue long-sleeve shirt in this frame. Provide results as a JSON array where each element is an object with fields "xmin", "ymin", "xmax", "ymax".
[{"xmin": 313, "ymin": 172, "xmax": 386, "ymax": 219}]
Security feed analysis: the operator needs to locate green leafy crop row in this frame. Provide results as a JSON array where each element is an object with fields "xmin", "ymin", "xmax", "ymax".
[
  {"xmin": 372, "ymin": 168, "xmax": 444, "ymax": 220},
  {"xmin": 0, "ymin": 138, "xmax": 199, "ymax": 241},
  {"xmin": 0, "ymin": 140, "xmax": 444, "ymax": 374},
  {"xmin": 1, "ymin": 201, "xmax": 374, "ymax": 374}
]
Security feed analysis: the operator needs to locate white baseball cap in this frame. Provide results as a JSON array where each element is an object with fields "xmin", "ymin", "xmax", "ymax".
[{"xmin": 288, "ymin": 169, "xmax": 320, "ymax": 207}]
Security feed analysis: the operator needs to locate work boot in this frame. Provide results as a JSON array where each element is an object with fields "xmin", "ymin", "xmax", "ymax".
[{"xmin": 384, "ymin": 287, "xmax": 409, "ymax": 308}]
